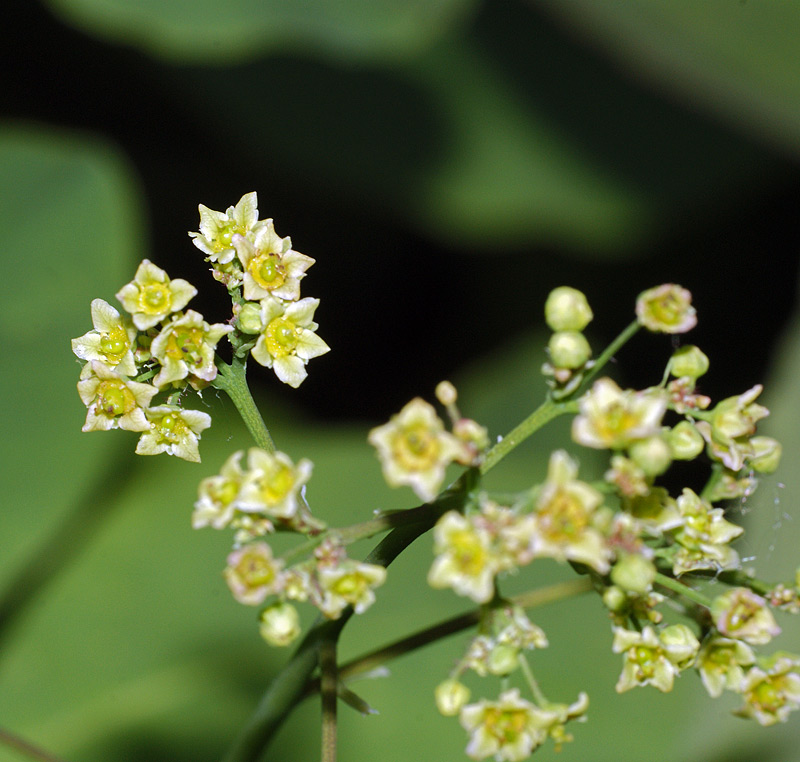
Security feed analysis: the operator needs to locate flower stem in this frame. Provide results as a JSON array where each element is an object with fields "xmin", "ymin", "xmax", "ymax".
[
  {"xmin": 480, "ymin": 400, "xmax": 574, "ymax": 474},
  {"xmin": 653, "ymin": 572, "xmax": 712, "ymax": 609},
  {"xmin": 320, "ymin": 638, "xmax": 338, "ymax": 762},
  {"xmin": 214, "ymin": 356, "xmax": 275, "ymax": 452},
  {"xmin": 577, "ymin": 319, "xmax": 641, "ymax": 392},
  {"xmin": 0, "ymin": 726, "xmax": 71, "ymax": 762}
]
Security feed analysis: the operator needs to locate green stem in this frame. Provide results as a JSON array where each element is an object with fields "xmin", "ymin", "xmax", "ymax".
[
  {"xmin": 577, "ymin": 319, "xmax": 641, "ymax": 392},
  {"xmin": 480, "ymin": 399, "xmax": 574, "ymax": 474},
  {"xmin": 320, "ymin": 638, "xmax": 338, "ymax": 762},
  {"xmin": 213, "ymin": 356, "xmax": 275, "ymax": 452},
  {"xmin": 653, "ymin": 572, "xmax": 712, "ymax": 609},
  {"xmin": 307, "ymin": 578, "xmax": 592, "ymax": 691},
  {"xmin": 517, "ymin": 654, "xmax": 546, "ymax": 707}
]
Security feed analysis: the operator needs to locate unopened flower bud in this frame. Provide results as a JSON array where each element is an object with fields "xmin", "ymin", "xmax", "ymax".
[
  {"xmin": 237, "ymin": 301, "xmax": 263, "ymax": 334},
  {"xmin": 668, "ymin": 345, "xmax": 709, "ymax": 379},
  {"xmin": 667, "ymin": 421, "xmax": 705, "ymax": 460},
  {"xmin": 603, "ymin": 585, "xmax": 628, "ymax": 612},
  {"xmin": 749, "ymin": 436, "xmax": 781, "ymax": 474},
  {"xmin": 435, "ymin": 380, "xmax": 458, "ymax": 406},
  {"xmin": 259, "ymin": 601, "xmax": 301, "ymax": 647},
  {"xmin": 548, "ymin": 331, "xmax": 591, "ymax": 370},
  {"xmin": 545, "ymin": 287, "xmax": 593, "ymax": 331},
  {"xmin": 435, "ymin": 679, "xmax": 470, "ymax": 716},
  {"xmin": 611, "ymin": 553, "xmax": 656, "ymax": 595},
  {"xmin": 487, "ymin": 644, "xmax": 519, "ymax": 676},
  {"xmin": 629, "ymin": 436, "xmax": 672, "ymax": 476}
]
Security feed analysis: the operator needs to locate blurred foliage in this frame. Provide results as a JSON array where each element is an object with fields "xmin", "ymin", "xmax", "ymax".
[{"xmin": 2, "ymin": 0, "xmax": 800, "ymax": 761}]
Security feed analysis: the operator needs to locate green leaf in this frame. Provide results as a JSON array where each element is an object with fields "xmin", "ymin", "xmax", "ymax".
[
  {"xmin": 539, "ymin": 0, "xmax": 800, "ymax": 156},
  {"xmin": 0, "ymin": 124, "xmax": 144, "ymax": 581},
  {"xmin": 42, "ymin": 0, "xmax": 478, "ymax": 64}
]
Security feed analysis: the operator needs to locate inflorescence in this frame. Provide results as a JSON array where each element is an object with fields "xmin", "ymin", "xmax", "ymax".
[{"xmin": 72, "ymin": 195, "xmax": 799, "ymax": 761}]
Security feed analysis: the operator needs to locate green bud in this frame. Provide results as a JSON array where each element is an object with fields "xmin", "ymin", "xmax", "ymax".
[
  {"xmin": 667, "ymin": 421, "xmax": 705, "ymax": 460},
  {"xmin": 487, "ymin": 644, "xmax": 519, "ymax": 675},
  {"xmin": 610, "ymin": 553, "xmax": 655, "ymax": 595},
  {"xmin": 548, "ymin": 331, "xmax": 591, "ymax": 369},
  {"xmin": 237, "ymin": 301, "xmax": 263, "ymax": 334},
  {"xmin": 668, "ymin": 345, "xmax": 709, "ymax": 379},
  {"xmin": 749, "ymin": 436, "xmax": 781, "ymax": 474},
  {"xmin": 629, "ymin": 436, "xmax": 672, "ymax": 476},
  {"xmin": 602, "ymin": 585, "xmax": 628, "ymax": 612},
  {"xmin": 545, "ymin": 287, "xmax": 593, "ymax": 332},
  {"xmin": 435, "ymin": 679, "xmax": 470, "ymax": 716}
]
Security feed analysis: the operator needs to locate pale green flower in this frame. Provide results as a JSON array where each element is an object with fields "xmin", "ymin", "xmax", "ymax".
[
  {"xmin": 526, "ymin": 450, "xmax": 612, "ymax": 573},
  {"xmin": 696, "ymin": 635, "xmax": 755, "ymax": 698},
  {"xmin": 635, "ymin": 283, "xmax": 697, "ymax": 334},
  {"xmin": 150, "ymin": 309, "xmax": 232, "ymax": 388},
  {"xmin": 369, "ymin": 398, "xmax": 468, "ymax": 503},
  {"xmin": 572, "ymin": 378, "xmax": 667, "ymax": 450},
  {"xmin": 734, "ymin": 653, "xmax": 800, "ymax": 726},
  {"xmin": 116, "ymin": 259, "xmax": 197, "ymax": 330},
  {"xmin": 251, "ymin": 296, "xmax": 330, "ymax": 388},
  {"xmin": 459, "ymin": 689, "xmax": 549, "ymax": 761},
  {"xmin": 670, "ymin": 488, "xmax": 743, "ymax": 576},
  {"xmin": 136, "ymin": 405, "xmax": 211, "ymax": 463},
  {"xmin": 613, "ymin": 624, "xmax": 699, "ymax": 693},
  {"xmin": 236, "ymin": 448, "xmax": 313, "ymax": 520},
  {"xmin": 72, "ymin": 298, "xmax": 137, "ymax": 375},
  {"xmin": 711, "ymin": 588, "xmax": 781, "ymax": 645},
  {"xmin": 224, "ymin": 541, "xmax": 284, "ymax": 605},
  {"xmin": 428, "ymin": 511, "xmax": 502, "ymax": 603},
  {"xmin": 233, "ymin": 219, "xmax": 314, "ymax": 302},
  {"xmin": 193, "ymin": 450, "xmax": 245, "ymax": 529},
  {"xmin": 695, "ymin": 385, "xmax": 769, "ymax": 471},
  {"xmin": 315, "ymin": 560, "xmax": 387, "ymax": 619},
  {"xmin": 189, "ymin": 191, "xmax": 260, "ymax": 264},
  {"xmin": 77, "ymin": 360, "xmax": 157, "ymax": 432},
  {"xmin": 259, "ymin": 601, "xmax": 301, "ymax": 647},
  {"xmin": 605, "ymin": 455, "xmax": 649, "ymax": 498}
]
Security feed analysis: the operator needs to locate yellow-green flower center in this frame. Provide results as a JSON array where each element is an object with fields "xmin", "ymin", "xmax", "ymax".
[
  {"xmin": 540, "ymin": 489, "xmax": 588, "ymax": 541},
  {"xmin": 212, "ymin": 478, "xmax": 239, "ymax": 506},
  {"xmin": 259, "ymin": 463, "xmax": 295, "ymax": 505},
  {"xmin": 250, "ymin": 253, "xmax": 286, "ymax": 291},
  {"xmin": 752, "ymin": 679, "xmax": 782, "ymax": 712},
  {"xmin": 97, "ymin": 380, "xmax": 135, "ymax": 417},
  {"xmin": 265, "ymin": 317, "xmax": 299, "ymax": 358},
  {"xmin": 156, "ymin": 413, "xmax": 187, "ymax": 442},
  {"xmin": 139, "ymin": 283, "xmax": 171, "ymax": 315},
  {"xmin": 449, "ymin": 529, "xmax": 488, "ymax": 576},
  {"xmin": 484, "ymin": 707, "xmax": 528, "ymax": 741},
  {"xmin": 331, "ymin": 572, "xmax": 368, "ymax": 598},
  {"xmin": 647, "ymin": 293, "xmax": 687, "ymax": 327},
  {"xmin": 395, "ymin": 424, "xmax": 441, "ymax": 469},
  {"xmin": 596, "ymin": 402, "xmax": 638, "ymax": 441},
  {"xmin": 99, "ymin": 326, "xmax": 130, "ymax": 360},
  {"xmin": 236, "ymin": 551, "xmax": 277, "ymax": 587},
  {"xmin": 633, "ymin": 645, "xmax": 658, "ymax": 678},
  {"xmin": 166, "ymin": 326, "xmax": 204, "ymax": 363}
]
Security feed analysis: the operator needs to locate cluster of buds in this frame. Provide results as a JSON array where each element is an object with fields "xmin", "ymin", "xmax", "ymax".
[
  {"xmin": 189, "ymin": 192, "xmax": 329, "ymax": 388},
  {"xmin": 368, "ymin": 381, "xmax": 489, "ymax": 503},
  {"xmin": 72, "ymin": 260, "xmax": 229, "ymax": 461},
  {"xmin": 541, "ymin": 286, "xmax": 595, "ymax": 397},
  {"xmin": 196, "ymin": 449, "xmax": 386, "ymax": 646},
  {"xmin": 417, "ymin": 284, "xmax": 799, "ymax": 756}
]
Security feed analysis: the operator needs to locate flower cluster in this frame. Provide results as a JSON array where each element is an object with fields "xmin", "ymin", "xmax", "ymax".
[
  {"xmin": 435, "ymin": 606, "xmax": 587, "ymax": 760},
  {"xmin": 72, "ymin": 261, "xmax": 227, "ymax": 461},
  {"xmin": 420, "ymin": 285, "xmax": 799, "ymax": 756},
  {"xmin": 195, "ymin": 449, "xmax": 385, "ymax": 646},
  {"xmin": 189, "ymin": 192, "xmax": 329, "ymax": 388}
]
